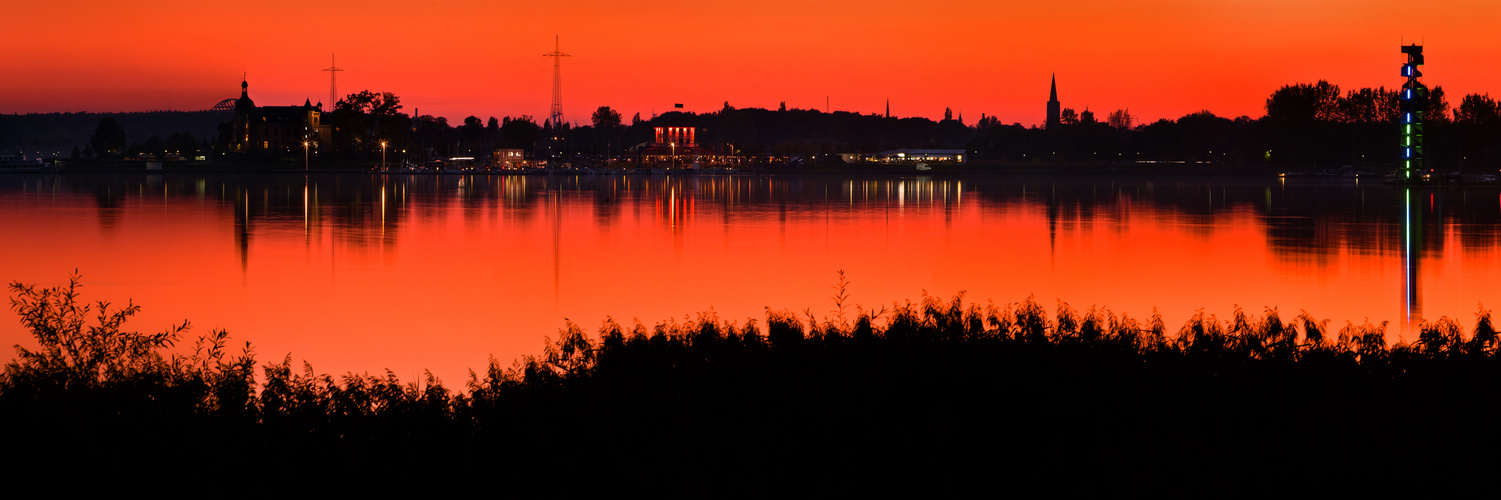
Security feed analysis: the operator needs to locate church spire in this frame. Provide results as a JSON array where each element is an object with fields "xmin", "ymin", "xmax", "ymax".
[{"xmin": 1046, "ymin": 73, "xmax": 1061, "ymax": 130}]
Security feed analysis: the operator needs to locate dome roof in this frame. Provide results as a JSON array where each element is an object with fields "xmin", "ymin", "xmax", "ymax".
[{"xmin": 234, "ymin": 78, "xmax": 255, "ymax": 113}]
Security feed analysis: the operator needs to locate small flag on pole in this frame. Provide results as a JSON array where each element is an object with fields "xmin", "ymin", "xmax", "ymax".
[{"xmin": 674, "ymin": 103, "xmax": 684, "ymax": 109}]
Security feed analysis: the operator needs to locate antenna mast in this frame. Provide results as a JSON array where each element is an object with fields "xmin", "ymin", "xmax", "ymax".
[
  {"xmin": 542, "ymin": 36, "xmax": 570, "ymax": 126},
  {"xmin": 322, "ymin": 54, "xmax": 343, "ymax": 110}
]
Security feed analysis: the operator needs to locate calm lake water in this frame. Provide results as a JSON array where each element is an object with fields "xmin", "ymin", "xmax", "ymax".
[{"xmin": 2, "ymin": 173, "xmax": 1498, "ymax": 383}]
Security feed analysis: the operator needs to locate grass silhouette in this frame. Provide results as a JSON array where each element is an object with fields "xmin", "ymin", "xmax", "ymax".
[{"xmin": 4, "ymin": 273, "xmax": 1500, "ymax": 495}]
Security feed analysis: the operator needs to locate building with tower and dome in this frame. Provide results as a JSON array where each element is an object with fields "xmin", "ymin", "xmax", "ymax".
[{"xmin": 230, "ymin": 77, "xmax": 332, "ymax": 155}]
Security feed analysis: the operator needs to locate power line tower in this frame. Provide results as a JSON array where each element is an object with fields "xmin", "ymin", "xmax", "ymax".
[
  {"xmin": 322, "ymin": 54, "xmax": 343, "ymax": 111},
  {"xmin": 542, "ymin": 36, "xmax": 570, "ymax": 126}
]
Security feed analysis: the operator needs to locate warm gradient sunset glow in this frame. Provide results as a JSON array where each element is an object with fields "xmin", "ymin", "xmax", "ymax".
[{"xmin": 8, "ymin": 1, "xmax": 1500, "ymax": 125}]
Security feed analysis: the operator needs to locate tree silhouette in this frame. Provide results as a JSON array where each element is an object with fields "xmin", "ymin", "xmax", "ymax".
[
  {"xmin": 1060, "ymin": 108, "xmax": 1078, "ymax": 126},
  {"xmin": 1455, "ymin": 93, "xmax": 1500, "ymax": 124},
  {"xmin": 1424, "ymin": 86, "xmax": 1451, "ymax": 123},
  {"xmin": 500, "ymin": 116, "xmax": 541, "ymax": 151},
  {"xmin": 329, "ymin": 90, "xmax": 407, "ymax": 157},
  {"xmin": 1337, "ymin": 87, "xmax": 1398, "ymax": 124},
  {"xmin": 336, "ymin": 90, "xmax": 402, "ymax": 117},
  {"xmin": 1265, "ymin": 81, "xmax": 1342, "ymax": 122},
  {"xmin": 89, "ymin": 117, "xmax": 126, "ymax": 156},
  {"xmin": 591, "ymin": 106, "xmax": 622, "ymax": 129}
]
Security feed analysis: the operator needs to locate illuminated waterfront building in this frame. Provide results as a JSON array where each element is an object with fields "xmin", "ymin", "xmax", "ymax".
[
  {"xmin": 638, "ymin": 126, "xmax": 722, "ymax": 166},
  {"xmin": 231, "ymin": 78, "xmax": 332, "ymax": 155},
  {"xmin": 848, "ymin": 148, "xmax": 966, "ymax": 164},
  {"xmin": 494, "ymin": 149, "xmax": 529, "ymax": 169}
]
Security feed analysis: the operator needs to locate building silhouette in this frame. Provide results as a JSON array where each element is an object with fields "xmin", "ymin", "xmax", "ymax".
[
  {"xmin": 231, "ymin": 78, "xmax": 331, "ymax": 154},
  {"xmin": 1046, "ymin": 74, "xmax": 1061, "ymax": 130}
]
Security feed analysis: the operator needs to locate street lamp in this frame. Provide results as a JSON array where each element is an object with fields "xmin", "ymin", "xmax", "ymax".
[
  {"xmin": 380, "ymin": 141, "xmax": 388, "ymax": 170},
  {"xmin": 303, "ymin": 141, "xmax": 309, "ymax": 171}
]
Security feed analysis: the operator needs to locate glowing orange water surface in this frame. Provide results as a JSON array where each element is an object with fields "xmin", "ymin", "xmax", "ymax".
[{"xmin": 1, "ymin": 173, "xmax": 1497, "ymax": 384}]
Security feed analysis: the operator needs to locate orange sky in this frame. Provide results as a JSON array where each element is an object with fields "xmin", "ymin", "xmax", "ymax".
[{"xmin": 6, "ymin": 0, "xmax": 1500, "ymax": 125}]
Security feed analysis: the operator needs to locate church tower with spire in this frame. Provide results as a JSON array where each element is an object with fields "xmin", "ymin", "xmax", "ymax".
[{"xmin": 1046, "ymin": 74, "xmax": 1061, "ymax": 130}]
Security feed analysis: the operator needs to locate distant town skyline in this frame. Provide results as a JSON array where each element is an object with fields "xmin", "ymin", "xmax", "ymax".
[{"xmin": 6, "ymin": 0, "xmax": 1498, "ymax": 125}]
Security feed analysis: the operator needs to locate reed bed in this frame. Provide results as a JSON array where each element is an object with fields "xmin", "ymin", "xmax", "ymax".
[{"xmin": 4, "ymin": 274, "xmax": 1499, "ymax": 495}]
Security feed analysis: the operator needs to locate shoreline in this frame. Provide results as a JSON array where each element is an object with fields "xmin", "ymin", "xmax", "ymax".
[
  {"xmin": 15, "ymin": 159, "xmax": 1334, "ymax": 177},
  {"xmin": 23, "ymin": 161, "xmax": 1501, "ymax": 185}
]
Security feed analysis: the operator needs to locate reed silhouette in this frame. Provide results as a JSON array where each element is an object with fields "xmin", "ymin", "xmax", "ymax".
[{"xmin": 4, "ymin": 273, "xmax": 1500, "ymax": 495}]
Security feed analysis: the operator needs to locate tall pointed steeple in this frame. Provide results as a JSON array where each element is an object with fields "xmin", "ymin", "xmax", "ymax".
[
  {"xmin": 885, "ymin": 98, "xmax": 890, "ymax": 118},
  {"xmin": 1046, "ymin": 73, "xmax": 1061, "ymax": 130}
]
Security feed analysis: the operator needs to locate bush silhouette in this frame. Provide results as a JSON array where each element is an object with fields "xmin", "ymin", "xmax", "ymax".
[{"xmin": 5, "ymin": 274, "xmax": 1501, "ymax": 494}]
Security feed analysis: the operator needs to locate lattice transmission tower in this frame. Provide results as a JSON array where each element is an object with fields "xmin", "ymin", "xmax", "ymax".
[
  {"xmin": 542, "ymin": 36, "xmax": 570, "ymax": 126},
  {"xmin": 322, "ymin": 54, "xmax": 343, "ymax": 110}
]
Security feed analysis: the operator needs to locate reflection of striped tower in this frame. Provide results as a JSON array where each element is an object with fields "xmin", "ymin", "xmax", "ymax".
[
  {"xmin": 322, "ymin": 54, "xmax": 343, "ymax": 111},
  {"xmin": 542, "ymin": 36, "xmax": 570, "ymax": 126},
  {"xmin": 1399, "ymin": 45, "xmax": 1425, "ymax": 182}
]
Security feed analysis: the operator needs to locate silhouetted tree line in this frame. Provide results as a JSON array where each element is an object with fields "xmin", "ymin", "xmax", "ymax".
[
  {"xmin": 971, "ymin": 80, "xmax": 1501, "ymax": 172},
  {"xmin": 4, "ymin": 273, "xmax": 1500, "ymax": 494},
  {"xmin": 16, "ymin": 80, "xmax": 1501, "ymax": 172},
  {"xmin": 0, "ymin": 111, "xmax": 225, "ymax": 158},
  {"xmin": 313, "ymin": 94, "xmax": 544, "ymax": 164},
  {"xmin": 331, "ymin": 101, "xmax": 979, "ymax": 165},
  {"xmin": 627, "ymin": 102, "xmax": 975, "ymax": 160},
  {"xmin": 298, "ymin": 97, "xmax": 981, "ymax": 166}
]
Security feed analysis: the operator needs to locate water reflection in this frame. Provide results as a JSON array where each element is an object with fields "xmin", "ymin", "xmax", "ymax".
[
  {"xmin": 1405, "ymin": 187, "xmax": 1419, "ymax": 328},
  {"xmin": 2, "ymin": 173, "xmax": 1499, "ymax": 381},
  {"xmin": 17, "ymin": 174, "xmax": 1501, "ymax": 282}
]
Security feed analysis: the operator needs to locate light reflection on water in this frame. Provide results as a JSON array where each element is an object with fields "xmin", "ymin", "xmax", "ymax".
[{"xmin": 1, "ymin": 173, "xmax": 1498, "ymax": 383}]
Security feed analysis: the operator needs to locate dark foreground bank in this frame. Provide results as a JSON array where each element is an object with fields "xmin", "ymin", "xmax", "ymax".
[{"xmin": 3, "ymin": 276, "xmax": 1500, "ymax": 496}]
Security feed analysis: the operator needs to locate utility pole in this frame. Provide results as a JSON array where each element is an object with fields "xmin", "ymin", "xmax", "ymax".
[
  {"xmin": 322, "ymin": 54, "xmax": 343, "ymax": 111},
  {"xmin": 543, "ymin": 36, "xmax": 570, "ymax": 127}
]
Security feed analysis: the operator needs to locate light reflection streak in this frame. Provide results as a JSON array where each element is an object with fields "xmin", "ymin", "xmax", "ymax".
[{"xmin": 1405, "ymin": 187, "xmax": 1413, "ymax": 327}]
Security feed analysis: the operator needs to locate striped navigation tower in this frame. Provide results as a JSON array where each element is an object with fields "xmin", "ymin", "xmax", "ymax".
[
  {"xmin": 543, "ymin": 36, "xmax": 570, "ymax": 127},
  {"xmin": 322, "ymin": 54, "xmax": 344, "ymax": 111},
  {"xmin": 1399, "ymin": 44, "xmax": 1425, "ymax": 182}
]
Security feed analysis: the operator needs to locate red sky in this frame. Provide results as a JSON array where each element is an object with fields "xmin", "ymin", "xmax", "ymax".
[{"xmin": 6, "ymin": 0, "xmax": 1499, "ymax": 125}]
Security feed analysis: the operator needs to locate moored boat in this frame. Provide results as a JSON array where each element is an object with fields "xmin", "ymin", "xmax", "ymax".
[{"xmin": 0, "ymin": 154, "xmax": 56, "ymax": 172}]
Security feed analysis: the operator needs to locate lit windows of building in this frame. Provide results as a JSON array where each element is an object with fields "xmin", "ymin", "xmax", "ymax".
[
  {"xmin": 230, "ymin": 78, "xmax": 333, "ymax": 155},
  {"xmin": 494, "ymin": 149, "xmax": 530, "ymax": 169},
  {"xmin": 654, "ymin": 126, "xmax": 696, "ymax": 147}
]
